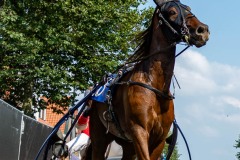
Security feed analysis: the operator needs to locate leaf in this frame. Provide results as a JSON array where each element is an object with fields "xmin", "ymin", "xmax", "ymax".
[{"xmin": 0, "ymin": 0, "xmax": 153, "ymax": 116}]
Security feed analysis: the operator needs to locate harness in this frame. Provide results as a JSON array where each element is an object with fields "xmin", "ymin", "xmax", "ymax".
[
  {"xmin": 100, "ymin": 1, "xmax": 193, "ymax": 159},
  {"xmin": 94, "ymin": 41, "xmax": 190, "ymax": 159},
  {"xmin": 35, "ymin": 1, "xmax": 193, "ymax": 159},
  {"xmin": 116, "ymin": 81, "xmax": 174, "ymax": 100}
]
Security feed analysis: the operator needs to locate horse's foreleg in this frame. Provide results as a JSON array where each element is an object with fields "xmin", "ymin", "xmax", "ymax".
[
  {"xmin": 130, "ymin": 125, "xmax": 150, "ymax": 160},
  {"xmin": 91, "ymin": 142, "xmax": 108, "ymax": 160},
  {"xmin": 90, "ymin": 102, "xmax": 113, "ymax": 160},
  {"xmin": 150, "ymin": 140, "xmax": 166, "ymax": 160},
  {"xmin": 91, "ymin": 130, "xmax": 113, "ymax": 160},
  {"xmin": 122, "ymin": 146, "xmax": 137, "ymax": 160},
  {"xmin": 115, "ymin": 138, "xmax": 136, "ymax": 160},
  {"xmin": 150, "ymin": 111, "xmax": 174, "ymax": 159}
]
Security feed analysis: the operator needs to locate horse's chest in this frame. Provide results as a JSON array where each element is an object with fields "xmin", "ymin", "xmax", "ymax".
[{"xmin": 152, "ymin": 117, "xmax": 164, "ymax": 133}]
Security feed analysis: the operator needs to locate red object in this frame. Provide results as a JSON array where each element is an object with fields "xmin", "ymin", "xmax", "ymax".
[
  {"xmin": 78, "ymin": 116, "xmax": 89, "ymax": 125},
  {"xmin": 77, "ymin": 115, "xmax": 90, "ymax": 136}
]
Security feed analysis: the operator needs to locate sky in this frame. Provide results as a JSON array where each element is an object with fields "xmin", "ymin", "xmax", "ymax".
[{"xmin": 146, "ymin": 1, "xmax": 240, "ymax": 160}]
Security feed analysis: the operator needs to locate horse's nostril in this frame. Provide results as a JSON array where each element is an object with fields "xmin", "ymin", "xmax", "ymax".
[
  {"xmin": 197, "ymin": 26, "xmax": 205, "ymax": 34},
  {"xmin": 196, "ymin": 25, "xmax": 209, "ymax": 35}
]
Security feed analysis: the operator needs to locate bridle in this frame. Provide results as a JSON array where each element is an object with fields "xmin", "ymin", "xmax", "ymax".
[
  {"xmin": 116, "ymin": 1, "xmax": 194, "ymax": 95},
  {"xmin": 156, "ymin": 0, "xmax": 195, "ymax": 44},
  {"xmin": 121, "ymin": 0, "xmax": 195, "ymax": 67}
]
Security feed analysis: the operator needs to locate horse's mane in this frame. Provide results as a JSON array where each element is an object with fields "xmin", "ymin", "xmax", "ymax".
[
  {"xmin": 127, "ymin": 11, "xmax": 155, "ymax": 63},
  {"xmin": 127, "ymin": 26, "xmax": 153, "ymax": 63}
]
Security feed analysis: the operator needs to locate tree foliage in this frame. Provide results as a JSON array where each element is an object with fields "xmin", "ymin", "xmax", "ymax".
[
  {"xmin": 162, "ymin": 140, "xmax": 180, "ymax": 160},
  {"xmin": 0, "ymin": 0, "xmax": 154, "ymax": 116},
  {"xmin": 235, "ymin": 135, "xmax": 240, "ymax": 159}
]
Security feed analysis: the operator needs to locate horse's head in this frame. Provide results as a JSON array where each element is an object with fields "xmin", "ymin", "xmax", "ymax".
[{"xmin": 154, "ymin": 0, "xmax": 209, "ymax": 47}]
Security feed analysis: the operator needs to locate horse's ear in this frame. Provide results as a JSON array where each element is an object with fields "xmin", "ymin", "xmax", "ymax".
[
  {"xmin": 154, "ymin": 0, "xmax": 180, "ymax": 6},
  {"xmin": 154, "ymin": 0, "xmax": 169, "ymax": 6}
]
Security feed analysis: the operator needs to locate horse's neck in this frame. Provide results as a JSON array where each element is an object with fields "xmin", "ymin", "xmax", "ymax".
[
  {"xmin": 147, "ymin": 24, "xmax": 176, "ymax": 92},
  {"xmin": 131, "ymin": 14, "xmax": 176, "ymax": 92}
]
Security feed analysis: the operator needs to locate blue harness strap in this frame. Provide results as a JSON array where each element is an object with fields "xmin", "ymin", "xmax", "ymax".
[
  {"xmin": 91, "ymin": 85, "xmax": 110, "ymax": 103},
  {"xmin": 91, "ymin": 73, "xmax": 117, "ymax": 103},
  {"xmin": 34, "ymin": 84, "xmax": 102, "ymax": 160}
]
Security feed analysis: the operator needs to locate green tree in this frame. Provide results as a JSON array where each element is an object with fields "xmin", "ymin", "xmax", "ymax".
[
  {"xmin": 0, "ymin": 0, "xmax": 153, "ymax": 116},
  {"xmin": 163, "ymin": 144, "xmax": 180, "ymax": 160},
  {"xmin": 162, "ymin": 136, "xmax": 180, "ymax": 160},
  {"xmin": 235, "ymin": 135, "xmax": 240, "ymax": 159}
]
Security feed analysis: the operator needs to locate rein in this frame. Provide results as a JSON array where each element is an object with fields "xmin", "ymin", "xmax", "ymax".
[
  {"xmin": 34, "ymin": 84, "xmax": 102, "ymax": 160},
  {"xmin": 125, "ymin": 42, "xmax": 177, "ymax": 65},
  {"xmin": 124, "ymin": 43, "xmax": 189, "ymax": 68},
  {"xmin": 114, "ymin": 43, "xmax": 190, "ymax": 99},
  {"xmin": 174, "ymin": 120, "xmax": 192, "ymax": 160}
]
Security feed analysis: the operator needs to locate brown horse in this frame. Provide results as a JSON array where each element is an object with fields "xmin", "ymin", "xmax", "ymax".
[{"xmin": 86, "ymin": 0, "xmax": 209, "ymax": 160}]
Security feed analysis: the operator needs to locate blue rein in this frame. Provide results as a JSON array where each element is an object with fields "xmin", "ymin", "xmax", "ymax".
[
  {"xmin": 174, "ymin": 119, "xmax": 192, "ymax": 160},
  {"xmin": 34, "ymin": 84, "xmax": 101, "ymax": 160}
]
